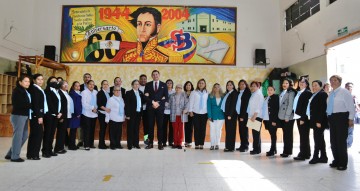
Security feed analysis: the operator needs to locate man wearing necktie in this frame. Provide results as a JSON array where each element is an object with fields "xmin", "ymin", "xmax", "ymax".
[
  {"xmin": 327, "ymin": 75, "xmax": 355, "ymax": 171},
  {"xmin": 144, "ymin": 70, "xmax": 169, "ymax": 150}
]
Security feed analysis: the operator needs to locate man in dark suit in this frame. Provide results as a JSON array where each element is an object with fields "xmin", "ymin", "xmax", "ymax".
[
  {"xmin": 109, "ymin": 77, "xmax": 126, "ymax": 99},
  {"xmin": 144, "ymin": 70, "xmax": 168, "ymax": 150},
  {"xmin": 80, "ymin": 73, "xmax": 98, "ymax": 92}
]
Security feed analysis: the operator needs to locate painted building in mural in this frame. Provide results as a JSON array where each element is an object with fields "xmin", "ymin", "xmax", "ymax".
[{"xmin": 177, "ymin": 13, "xmax": 235, "ymax": 33}]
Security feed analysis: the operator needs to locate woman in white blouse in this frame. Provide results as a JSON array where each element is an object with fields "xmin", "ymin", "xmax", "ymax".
[
  {"xmin": 81, "ymin": 80, "xmax": 98, "ymax": 150},
  {"xmin": 189, "ymin": 79, "xmax": 208, "ymax": 149},
  {"xmin": 105, "ymin": 86, "xmax": 125, "ymax": 150},
  {"xmin": 247, "ymin": 81, "xmax": 264, "ymax": 155}
]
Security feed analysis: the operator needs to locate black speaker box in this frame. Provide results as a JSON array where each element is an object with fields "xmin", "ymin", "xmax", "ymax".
[
  {"xmin": 44, "ymin": 45, "xmax": 56, "ymax": 61},
  {"xmin": 255, "ymin": 49, "xmax": 266, "ymax": 64}
]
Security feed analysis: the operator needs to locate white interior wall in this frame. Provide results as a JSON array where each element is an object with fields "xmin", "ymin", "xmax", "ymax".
[
  {"xmin": 280, "ymin": 0, "xmax": 360, "ymax": 67},
  {"xmin": 0, "ymin": 0, "xmax": 283, "ymax": 68}
]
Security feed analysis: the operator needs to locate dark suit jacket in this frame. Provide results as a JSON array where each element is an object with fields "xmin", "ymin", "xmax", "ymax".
[
  {"xmin": 294, "ymin": 89, "xmax": 312, "ymax": 121},
  {"xmin": 58, "ymin": 90, "xmax": 68, "ymax": 119},
  {"xmin": 45, "ymin": 88, "xmax": 60, "ymax": 116},
  {"xmin": 109, "ymin": 86, "xmax": 126, "ymax": 99},
  {"xmin": 80, "ymin": 83, "xmax": 98, "ymax": 92},
  {"xmin": 267, "ymin": 94, "xmax": 280, "ymax": 124},
  {"xmin": 144, "ymin": 81, "xmax": 168, "ymax": 110},
  {"xmin": 125, "ymin": 89, "xmax": 144, "ymax": 117},
  {"xmin": 97, "ymin": 90, "xmax": 109, "ymax": 112},
  {"xmin": 11, "ymin": 85, "xmax": 32, "ymax": 116},
  {"xmin": 69, "ymin": 90, "xmax": 82, "ymax": 128},
  {"xmin": 238, "ymin": 88, "xmax": 251, "ymax": 119},
  {"xmin": 224, "ymin": 90, "xmax": 239, "ymax": 117},
  {"xmin": 309, "ymin": 90, "xmax": 328, "ymax": 128},
  {"xmin": 29, "ymin": 85, "xmax": 45, "ymax": 118}
]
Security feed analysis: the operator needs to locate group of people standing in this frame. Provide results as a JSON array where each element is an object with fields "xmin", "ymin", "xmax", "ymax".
[{"xmin": 4, "ymin": 70, "xmax": 358, "ymax": 171}]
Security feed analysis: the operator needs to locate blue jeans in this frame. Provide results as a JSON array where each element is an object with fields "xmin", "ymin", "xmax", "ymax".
[
  {"xmin": 347, "ymin": 127, "xmax": 354, "ymax": 148},
  {"xmin": 6, "ymin": 115, "xmax": 29, "ymax": 159}
]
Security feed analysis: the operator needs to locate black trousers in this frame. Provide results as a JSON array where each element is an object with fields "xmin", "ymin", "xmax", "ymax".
[
  {"xmin": 127, "ymin": 112, "xmax": 141, "ymax": 148},
  {"xmin": 296, "ymin": 118, "xmax": 311, "ymax": 157},
  {"xmin": 279, "ymin": 119, "xmax": 295, "ymax": 155},
  {"xmin": 193, "ymin": 113, "xmax": 208, "ymax": 146},
  {"xmin": 225, "ymin": 113, "xmax": 237, "ymax": 150},
  {"xmin": 82, "ymin": 115, "xmax": 97, "ymax": 148},
  {"xmin": 329, "ymin": 112, "xmax": 349, "ymax": 167},
  {"xmin": 147, "ymin": 108, "xmax": 164, "ymax": 144},
  {"xmin": 42, "ymin": 114, "xmax": 58, "ymax": 155},
  {"xmin": 252, "ymin": 128, "xmax": 261, "ymax": 152},
  {"xmin": 98, "ymin": 113, "xmax": 108, "ymax": 147},
  {"xmin": 162, "ymin": 114, "xmax": 173, "ymax": 145},
  {"xmin": 142, "ymin": 109, "xmax": 149, "ymax": 136},
  {"xmin": 68, "ymin": 128, "xmax": 77, "ymax": 149},
  {"xmin": 54, "ymin": 118, "xmax": 68, "ymax": 152},
  {"xmin": 238, "ymin": 114, "xmax": 249, "ymax": 149},
  {"xmin": 109, "ymin": 120, "xmax": 123, "ymax": 148},
  {"xmin": 264, "ymin": 120, "xmax": 277, "ymax": 151},
  {"xmin": 184, "ymin": 115, "xmax": 193, "ymax": 144},
  {"xmin": 27, "ymin": 116, "xmax": 43, "ymax": 158},
  {"xmin": 311, "ymin": 124, "xmax": 326, "ymax": 158}
]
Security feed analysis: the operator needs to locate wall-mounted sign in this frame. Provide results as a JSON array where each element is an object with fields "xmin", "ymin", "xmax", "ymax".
[
  {"xmin": 60, "ymin": 5, "xmax": 237, "ymax": 65},
  {"xmin": 338, "ymin": 26, "xmax": 348, "ymax": 37}
]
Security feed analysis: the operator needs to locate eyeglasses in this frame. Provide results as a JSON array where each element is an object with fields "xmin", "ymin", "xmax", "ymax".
[{"xmin": 114, "ymin": 90, "xmax": 120, "ymax": 92}]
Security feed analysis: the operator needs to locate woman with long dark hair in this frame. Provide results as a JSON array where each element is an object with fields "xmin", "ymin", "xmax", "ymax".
[
  {"xmin": 222, "ymin": 81, "xmax": 238, "ymax": 152},
  {"xmin": 68, "ymin": 81, "xmax": 82, "ymax": 150},
  {"xmin": 236, "ymin": 79, "xmax": 251, "ymax": 152},
  {"xmin": 5, "ymin": 75, "xmax": 31, "ymax": 162},
  {"xmin": 189, "ymin": 79, "xmax": 208, "ymax": 149},
  {"xmin": 27, "ymin": 74, "xmax": 46, "ymax": 160},
  {"xmin": 278, "ymin": 78, "xmax": 296, "ymax": 158}
]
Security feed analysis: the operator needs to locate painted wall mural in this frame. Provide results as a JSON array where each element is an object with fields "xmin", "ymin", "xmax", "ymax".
[{"xmin": 60, "ymin": 5, "xmax": 236, "ymax": 65}]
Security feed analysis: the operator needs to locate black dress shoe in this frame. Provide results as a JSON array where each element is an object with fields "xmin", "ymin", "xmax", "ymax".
[
  {"xmin": 116, "ymin": 146, "xmax": 123, "ymax": 149},
  {"xmin": 68, "ymin": 147, "xmax": 78, "ymax": 150},
  {"xmin": 266, "ymin": 150, "xmax": 277, "ymax": 156},
  {"xmin": 224, "ymin": 149, "xmax": 234, "ymax": 152},
  {"xmin": 195, "ymin": 146, "xmax": 200, "ymax": 149},
  {"xmin": 98, "ymin": 145, "xmax": 108, "ymax": 149},
  {"xmin": 5, "ymin": 155, "xmax": 11, "ymax": 160},
  {"xmin": 134, "ymin": 146, "xmax": 141, "ymax": 149},
  {"xmin": 11, "ymin": 158, "xmax": 25, "ymax": 162},
  {"xmin": 90, "ymin": 146, "xmax": 96, "ymax": 149},
  {"xmin": 162, "ymin": 143, "xmax": 167, "ymax": 147},
  {"xmin": 309, "ymin": 158, "xmax": 319, "ymax": 164},
  {"xmin": 294, "ymin": 156, "xmax": 306, "ymax": 161},
  {"xmin": 250, "ymin": 150, "xmax": 261, "ymax": 155},
  {"xmin": 110, "ymin": 147, "xmax": 116, "ymax": 150},
  {"xmin": 329, "ymin": 163, "xmax": 338, "ymax": 168},
  {"xmin": 56, "ymin": 150, "xmax": 67, "ymax": 154},
  {"xmin": 145, "ymin": 144, "xmax": 153, "ymax": 149},
  {"xmin": 280, "ymin": 153, "xmax": 290, "ymax": 158},
  {"xmin": 337, "ymin": 166, "xmax": 347, "ymax": 171},
  {"xmin": 239, "ymin": 148, "xmax": 249, "ymax": 152},
  {"xmin": 50, "ymin": 152, "xmax": 58, "ymax": 156},
  {"xmin": 236, "ymin": 147, "xmax": 241, "ymax": 151},
  {"xmin": 27, "ymin": 157, "xmax": 41, "ymax": 160},
  {"xmin": 158, "ymin": 145, "xmax": 164, "ymax": 150},
  {"xmin": 128, "ymin": 147, "xmax": 132, "ymax": 150},
  {"xmin": 177, "ymin": 146, "xmax": 182, "ymax": 149},
  {"xmin": 169, "ymin": 143, "xmax": 174, "ymax": 147},
  {"xmin": 171, "ymin": 145, "xmax": 177, "ymax": 149},
  {"xmin": 77, "ymin": 142, "xmax": 83, "ymax": 147},
  {"xmin": 42, "ymin": 154, "xmax": 51, "ymax": 158},
  {"xmin": 318, "ymin": 157, "xmax": 328, "ymax": 163},
  {"xmin": 84, "ymin": 147, "xmax": 90, "ymax": 151}
]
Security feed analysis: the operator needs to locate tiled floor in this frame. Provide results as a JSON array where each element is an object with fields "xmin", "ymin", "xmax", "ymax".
[{"xmin": 0, "ymin": 129, "xmax": 360, "ymax": 191}]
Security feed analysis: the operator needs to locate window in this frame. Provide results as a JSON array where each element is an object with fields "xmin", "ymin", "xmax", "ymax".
[
  {"xmin": 285, "ymin": 0, "xmax": 320, "ymax": 31},
  {"xmin": 329, "ymin": 0, "xmax": 337, "ymax": 4},
  {"xmin": 212, "ymin": 19, "xmax": 214, "ymax": 22}
]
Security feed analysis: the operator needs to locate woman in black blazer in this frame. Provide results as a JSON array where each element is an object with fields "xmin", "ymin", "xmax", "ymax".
[
  {"xmin": 4, "ymin": 75, "xmax": 31, "ymax": 162},
  {"xmin": 27, "ymin": 74, "xmax": 46, "ymax": 160},
  {"xmin": 54, "ymin": 81, "xmax": 70, "ymax": 154},
  {"xmin": 125, "ymin": 80, "xmax": 144, "ymax": 150},
  {"xmin": 308, "ymin": 80, "xmax": 328, "ymax": 164},
  {"xmin": 222, "ymin": 81, "xmax": 238, "ymax": 152},
  {"xmin": 236, "ymin": 80, "xmax": 251, "ymax": 152},
  {"xmin": 97, "ymin": 80, "xmax": 111, "ymax": 149},
  {"xmin": 293, "ymin": 78, "xmax": 313, "ymax": 161},
  {"xmin": 42, "ymin": 76, "xmax": 62, "ymax": 158},
  {"xmin": 262, "ymin": 86, "xmax": 280, "ymax": 156}
]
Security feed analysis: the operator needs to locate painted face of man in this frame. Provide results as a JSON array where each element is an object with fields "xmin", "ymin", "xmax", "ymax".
[{"xmin": 136, "ymin": 12, "xmax": 160, "ymax": 42}]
